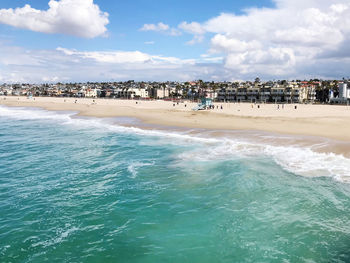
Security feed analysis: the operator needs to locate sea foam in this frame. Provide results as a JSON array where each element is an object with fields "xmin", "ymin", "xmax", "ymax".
[{"xmin": 1, "ymin": 105, "xmax": 349, "ymax": 183}]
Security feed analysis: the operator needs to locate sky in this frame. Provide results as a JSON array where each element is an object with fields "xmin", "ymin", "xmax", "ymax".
[{"xmin": 0, "ymin": 0, "xmax": 350, "ymax": 83}]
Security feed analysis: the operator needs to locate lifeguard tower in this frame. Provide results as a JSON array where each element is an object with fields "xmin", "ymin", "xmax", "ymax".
[{"xmin": 192, "ymin": 98, "xmax": 213, "ymax": 111}]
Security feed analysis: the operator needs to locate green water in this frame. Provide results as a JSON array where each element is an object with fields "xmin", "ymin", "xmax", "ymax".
[{"xmin": 0, "ymin": 106, "xmax": 350, "ymax": 262}]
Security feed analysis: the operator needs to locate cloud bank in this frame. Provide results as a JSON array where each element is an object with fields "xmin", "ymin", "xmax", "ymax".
[
  {"xmin": 143, "ymin": 0, "xmax": 350, "ymax": 79},
  {"xmin": 179, "ymin": 0, "xmax": 350, "ymax": 78},
  {"xmin": 0, "ymin": 0, "xmax": 109, "ymax": 38},
  {"xmin": 1, "ymin": 0, "xmax": 350, "ymax": 82},
  {"xmin": 0, "ymin": 44, "xmax": 225, "ymax": 83}
]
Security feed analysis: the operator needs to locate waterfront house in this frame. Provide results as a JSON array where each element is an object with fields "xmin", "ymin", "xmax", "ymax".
[
  {"xmin": 237, "ymin": 88, "xmax": 247, "ymax": 102},
  {"xmin": 132, "ymin": 88, "xmax": 149, "ymax": 99},
  {"xmin": 247, "ymin": 87, "xmax": 259, "ymax": 102},
  {"xmin": 226, "ymin": 88, "xmax": 237, "ymax": 102},
  {"xmin": 292, "ymin": 88, "xmax": 301, "ymax": 103},
  {"xmin": 339, "ymin": 82, "xmax": 350, "ymax": 100},
  {"xmin": 217, "ymin": 88, "xmax": 226, "ymax": 101},
  {"xmin": 206, "ymin": 90, "xmax": 218, "ymax": 100},
  {"xmin": 284, "ymin": 87, "xmax": 293, "ymax": 103},
  {"xmin": 259, "ymin": 86, "xmax": 271, "ymax": 102},
  {"xmin": 332, "ymin": 82, "xmax": 350, "ymax": 103},
  {"xmin": 307, "ymin": 87, "xmax": 317, "ymax": 102},
  {"xmin": 271, "ymin": 86, "xmax": 284, "ymax": 102},
  {"xmin": 85, "ymin": 88, "xmax": 100, "ymax": 98},
  {"xmin": 150, "ymin": 87, "xmax": 169, "ymax": 99}
]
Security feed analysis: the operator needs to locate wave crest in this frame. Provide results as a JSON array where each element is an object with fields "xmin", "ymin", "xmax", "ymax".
[{"xmin": 1, "ymin": 105, "xmax": 349, "ymax": 183}]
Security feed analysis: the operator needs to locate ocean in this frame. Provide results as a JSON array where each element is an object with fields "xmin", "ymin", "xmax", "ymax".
[{"xmin": 0, "ymin": 105, "xmax": 350, "ymax": 263}]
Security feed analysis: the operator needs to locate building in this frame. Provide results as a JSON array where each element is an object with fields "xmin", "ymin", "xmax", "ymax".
[
  {"xmin": 226, "ymin": 88, "xmax": 237, "ymax": 101},
  {"xmin": 150, "ymin": 87, "xmax": 169, "ymax": 99},
  {"xmin": 271, "ymin": 86, "xmax": 284, "ymax": 102},
  {"xmin": 205, "ymin": 90, "xmax": 218, "ymax": 100},
  {"xmin": 85, "ymin": 88, "xmax": 100, "ymax": 98},
  {"xmin": 247, "ymin": 87, "xmax": 259, "ymax": 102},
  {"xmin": 307, "ymin": 87, "xmax": 317, "ymax": 102},
  {"xmin": 217, "ymin": 88, "xmax": 226, "ymax": 101},
  {"xmin": 236, "ymin": 88, "xmax": 247, "ymax": 102},
  {"xmin": 259, "ymin": 87, "xmax": 271, "ymax": 102},
  {"xmin": 292, "ymin": 88, "xmax": 301, "ymax": 103},
  {"xmin": 132, "ymin": 88, "xmax": 149, "ymax": 99},
  {"xmin": 284, "ymin": 87, "xmax": 293, "ymax": 103},
  {"xmin": 339, "ymin": 82, "xmax": 350, "ymax": 100}
]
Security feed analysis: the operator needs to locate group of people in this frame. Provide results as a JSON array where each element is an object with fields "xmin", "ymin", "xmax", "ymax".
[
  {"xmin": 207, "ymin": 105, "xmax": 223, "ymax": 110},
  {"xmin": 277, "ymin": 104, "xmax": 298, "ymax": 110},
  {"xmin": 249, "ymin": 103, "xmax": 298, "ymax": 110}
]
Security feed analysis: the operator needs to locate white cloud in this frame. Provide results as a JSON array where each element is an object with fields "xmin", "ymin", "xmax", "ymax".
[
  {"xmin": 56, "ymin": 47, "xmax": 153, "ymax": 64},
  {"xmin": 168, "ymin": 28, "xmax": 182, "ymax": 36},
  {"xmin": 0, "ymin": 0, "xmax": 109, "ymax": 38},
  {"xmin": 199, "ymin": 55, "xmax": 223, "ymax": 63},
  {"xmin": 178, "ymin": 22, "xmax": 205, "ymax": 35},
  {"xmin": 0, "ymin": 44, "xmax": 218, "ymax": 83},
  {"xmin": 56, "ymin": 47, "xmax": 197, "ymax": 65},
  {"xmin": 176, "ymin": 0, "xmax": 350, "ymax": 79},
  {"xmin": 331, "ymin": 3, "xmax": 348, "ymax": 13},
  {"xmin": 210, "ymin": 35, "xmax": 261, "ymax": 53},
  {"xmin": 144, "ymin": 41, "xmax": 155, "ymax": 45},
  {"xmin": 186, "ymin": 35, "xmax": 204, "ymax": 45},
  {"xmin": 140, "ymin": 22, "xmax": 181, "ymax": 36},
  {"xmin": 42, "ymin": 76, "xmax": 60, "ymax": 82},
  {"xmin": 224, "ymin": 48, "xmax": 296, "ymax": 76},
  {"xmin": 140, "ymin": 21, "xmax": 206, "ymax": 39},
  {"xmin": 178, "ymin": 22, "xmax": 205, "ymax": 45},
  {"xmin": 140, "ymin": 22, "xmax": 169, "ymax": 32}
]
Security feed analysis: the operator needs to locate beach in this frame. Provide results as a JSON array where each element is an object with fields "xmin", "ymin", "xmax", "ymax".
[
  {"xmin": 1, "ymin": 96, "xmax": 350, "ymax": 143},
  {"xmin": 3, "ymin": 0, "xmax": 350, "ymax": 261}
]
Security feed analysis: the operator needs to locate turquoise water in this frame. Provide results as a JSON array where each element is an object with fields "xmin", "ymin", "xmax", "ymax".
[{"xmin": 0, "ymin": 106, "xmax": 350, "ymax": 263}]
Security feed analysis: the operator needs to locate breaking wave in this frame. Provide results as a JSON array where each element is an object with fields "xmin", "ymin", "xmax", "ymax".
[{"xmin": 1, "ymin": 105, "xmax": 349, "ymax": 183}]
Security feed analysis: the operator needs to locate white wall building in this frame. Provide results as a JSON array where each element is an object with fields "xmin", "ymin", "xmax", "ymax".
[
  {"xmin": 339, "ymin": 82, "xmax": 350, "ymax": 100},
  {"xmin": 85, "ymin": 88, "xmax": 100, "ymax": 98},
  {"xmin": 132, "ymin": 88, "xmax": 149, "ymax": 98},
  {"xmin": 153, "ymin": 87, "xmax": 169, "ymax": 99}
]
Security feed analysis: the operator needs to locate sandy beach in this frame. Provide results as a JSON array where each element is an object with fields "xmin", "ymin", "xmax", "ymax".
[{"xmin": 1, "ymin": 96, "xmax": 350, "ymax": 146}]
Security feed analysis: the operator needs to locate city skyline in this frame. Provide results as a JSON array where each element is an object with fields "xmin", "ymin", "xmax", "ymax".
[{"xmin": 0, "ymin": 0, "xmax": 350, "ymax": 83}]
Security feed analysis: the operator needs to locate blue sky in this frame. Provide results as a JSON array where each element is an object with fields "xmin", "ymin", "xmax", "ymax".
[
  {"xmin": 0, "ymin": 0, "xmax": 349, "ymax": 82},
  {"xmin": 0, "ymin": 0, "xmax": 274, "ymax": 56}
]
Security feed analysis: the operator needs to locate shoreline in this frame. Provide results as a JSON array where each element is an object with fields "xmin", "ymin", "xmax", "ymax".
[{"xmin": 1, "ymin": 96, "xmax": 350, "ymax": 156}]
